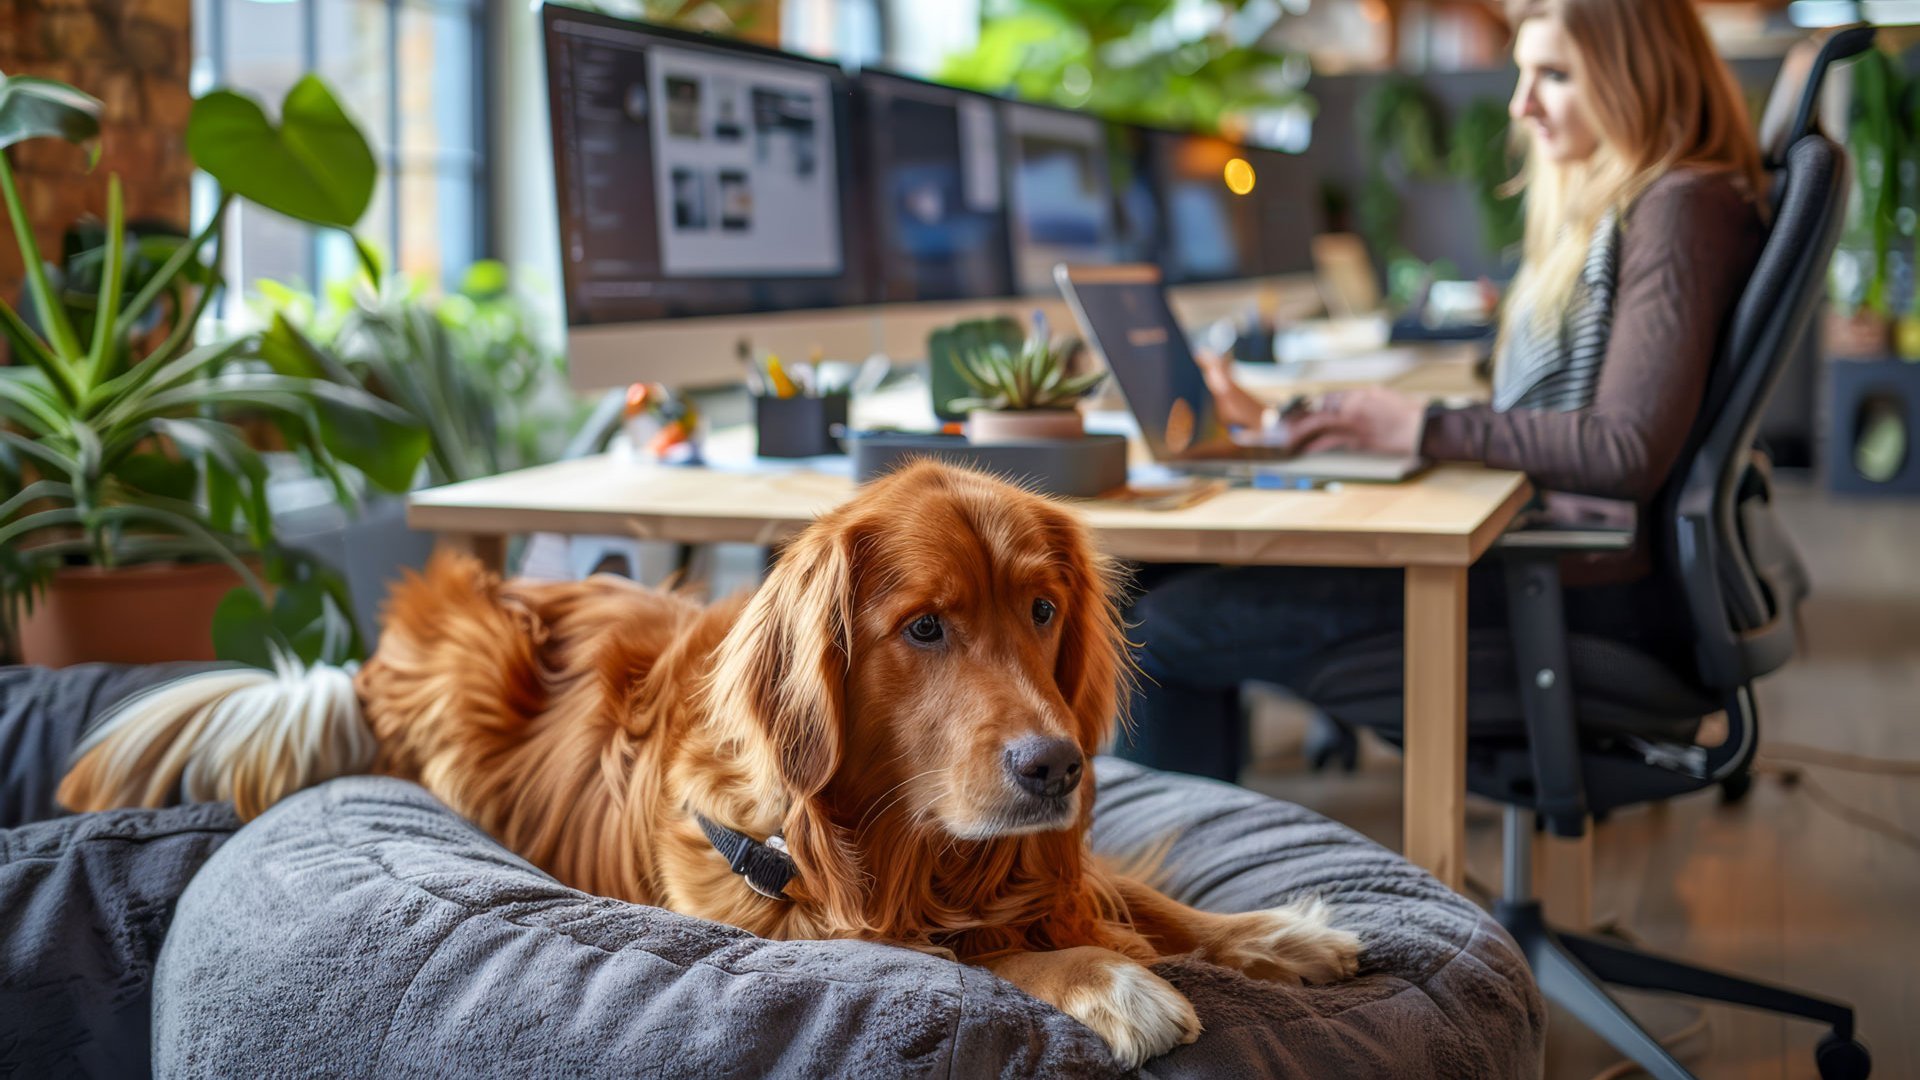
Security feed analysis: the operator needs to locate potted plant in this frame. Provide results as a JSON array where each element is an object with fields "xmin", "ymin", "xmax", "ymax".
[
  {"xmin": 0, "ymin": 71, "xmax": 428, "ymax": 666},
  {"xmin": 928, "ymin": 315, "xmax": 1023, "ymax": 422},
  {"xmin": 953, "ymin": 323, "xmax": 1104, "ymax": 444},
  {"xmin": 1827, "ymin": 45, "xmax": 1901, "ymax": 359}
]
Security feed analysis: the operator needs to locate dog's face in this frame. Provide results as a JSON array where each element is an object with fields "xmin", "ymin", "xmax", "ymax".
[
  {"xmin": 708, "ymin": 462, "xmax": 1127, "ymax": 853},
  {"xmin": 838, "ymin": 468, "xmax": 1120, "ymax": 840}
]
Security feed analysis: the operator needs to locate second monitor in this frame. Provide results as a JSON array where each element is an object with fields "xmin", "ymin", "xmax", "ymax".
[
  {"xmin": 859, "ymin": 71, "xmax": 1016, "ymax": 303},
  {"xmin": 1003, "ymin": 99, "xmax": 1119, "ymax": 295}
]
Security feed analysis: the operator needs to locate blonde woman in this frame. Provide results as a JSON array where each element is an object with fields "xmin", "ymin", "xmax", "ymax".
[{"xmin": 1127, "ymin": 0, "xmax": 1768, "ymax": 780}]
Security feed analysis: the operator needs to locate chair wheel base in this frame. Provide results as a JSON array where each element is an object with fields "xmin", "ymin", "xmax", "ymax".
[{"xmin": 1816, "ymin": 1032, "xmax": 1871, "ymax": 1080}]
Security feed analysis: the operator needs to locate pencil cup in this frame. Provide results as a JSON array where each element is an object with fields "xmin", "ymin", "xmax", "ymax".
[{"xmin": 755, "ymin": 395, "xmax": 850, "ymax": 458}]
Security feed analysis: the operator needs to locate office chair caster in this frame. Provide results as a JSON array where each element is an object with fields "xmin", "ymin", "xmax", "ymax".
[
  {"xmin": 1719, "ymin": 767, "xmax": 1754, "ymax": 805},
  {"xmin": 1815, "ymin": 1032, "xmax": 1871, "ymax": 1079},
  {"xmin": 1305, "ymin": 713, "xmax": 1359, "ymax": 773}
]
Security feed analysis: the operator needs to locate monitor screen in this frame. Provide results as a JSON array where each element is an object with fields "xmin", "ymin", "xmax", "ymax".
[
  {"xmin": 543, "ymin": 7, "xmax": 867, "ymax": 324},
  {"xmin": 1105, "ymin": 123, "xmax": 1164, "ymax": 267},
  {"xmin": 1153, "ymin": 131, "xmax": 1259, "ymax": 284},
  {"xmin": 1242, "ymin": 145, "xmax": 1316, "ymax": 276},
  {"xmin": 859, "ymin": 72, "xmax": 1013, "ymax": 303},
  {"xmin": 1003, "ymin": 101, "xmax": 1116, "ymax": 294}
]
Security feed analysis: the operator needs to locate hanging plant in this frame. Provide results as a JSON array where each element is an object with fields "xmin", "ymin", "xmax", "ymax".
[
  {"xmin": 1450, "ymin": 99, "xmax": 1523, "ymax": 260},
  {"xmin": 936, "ymin": 0, "xmax": 1311, "ymax": 135},
  {"xmin": 1356, "ymin": 77, "xmax": 1449, "ymax": 268}
]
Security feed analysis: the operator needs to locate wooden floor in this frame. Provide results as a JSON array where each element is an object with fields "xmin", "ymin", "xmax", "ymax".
[{"xmin": 1239, "ymin": 479, "xmax": 1920, "ymax": 1079}]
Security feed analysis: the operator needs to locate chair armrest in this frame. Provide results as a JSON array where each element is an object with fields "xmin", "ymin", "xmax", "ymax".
[
  {"xmin": 1494, "ymin": 526, "xmax": 1635, "ymax": 555},
  {"xmin": 1502, "ymin": 550, "xmax": 1590, "ymax": 838}
]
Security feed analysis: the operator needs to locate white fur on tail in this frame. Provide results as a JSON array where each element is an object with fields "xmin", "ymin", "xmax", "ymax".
[{"xmin": 60, "ymin": 660, "xmax": 375, "ymax": 819}]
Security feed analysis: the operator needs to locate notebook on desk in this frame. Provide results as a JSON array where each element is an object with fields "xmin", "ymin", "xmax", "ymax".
[{"xmin": 1054, "ymin": 263, "xmax": 1424, "ymax": 483}]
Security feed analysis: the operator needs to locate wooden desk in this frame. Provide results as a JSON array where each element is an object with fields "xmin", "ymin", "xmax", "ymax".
[{"xmin": 410, "ymin": 455, "xmax": 1530, "ymax": 889}]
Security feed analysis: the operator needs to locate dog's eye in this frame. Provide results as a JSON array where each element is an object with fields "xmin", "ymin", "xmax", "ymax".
[
  {"xmin": 1032, "ymin": 598, "xmax": 1056, "ymax": 627},
  {"xmin": 905, "ymin": 614, "xmax": 945, "ymax": 646}
]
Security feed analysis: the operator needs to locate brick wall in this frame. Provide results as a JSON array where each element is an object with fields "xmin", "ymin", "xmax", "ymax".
[{"xmin": 0, "ymin": 0, "xmax": 193, "ymax": 314}]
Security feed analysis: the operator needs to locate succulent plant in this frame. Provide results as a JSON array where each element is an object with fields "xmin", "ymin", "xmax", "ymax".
[{"xmin": 951, "ymin": 332, "xmax": 1103, "ymax": 412}]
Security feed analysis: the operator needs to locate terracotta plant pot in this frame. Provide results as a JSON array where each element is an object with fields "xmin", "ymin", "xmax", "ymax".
[
  {"xmin": 1824, "ymin": 309, "xmax": 1892, "ymax": 359},
  {"xmin": 967, "ymin": 408, "xmax": 1085, "ymax": 444},
  {"xmin": 15, "ymin": 562, "xmax": 247, "ymax": 667}
]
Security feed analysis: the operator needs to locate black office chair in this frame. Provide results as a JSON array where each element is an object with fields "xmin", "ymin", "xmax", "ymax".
[{"xmin": 1292, "ymin": 28, "xmax": 1875, "ymax": 1080}]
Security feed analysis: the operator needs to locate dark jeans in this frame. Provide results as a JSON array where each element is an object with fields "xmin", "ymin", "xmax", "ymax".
[{"xmin": 1117, "ymin": 563, "xmax": 1676, "ymax": 781}]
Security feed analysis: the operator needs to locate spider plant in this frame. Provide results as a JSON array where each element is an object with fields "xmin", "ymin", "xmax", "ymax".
[{"xmin": 0, "ymin": 70, "xmax": 428, "ymax": 663}]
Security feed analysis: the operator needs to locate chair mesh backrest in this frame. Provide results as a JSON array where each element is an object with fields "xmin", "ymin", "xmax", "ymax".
[{"xmin": 1657, "ymin": 132, "xmax": 1847, "ymax": 688}]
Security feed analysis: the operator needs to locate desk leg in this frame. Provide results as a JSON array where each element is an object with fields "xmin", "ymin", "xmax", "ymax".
[
  {"xmin": 1404, "ymin": 565, "xmax": 1468, "ymax": 891},
  {"xmin": 436, "ymin": 533, "xmax": 507, "ymax": 575},
  {"xmin": 1534, "ymin": 827, "xmax": 1596, "ymax": 929}
]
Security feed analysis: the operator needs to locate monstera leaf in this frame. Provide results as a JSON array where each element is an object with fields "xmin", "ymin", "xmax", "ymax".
[
  {"xmin": 188, "ymin": 74, "xmax": 376, "ymax": 230},
  {"xmin": 0, "ymin": 70, "xmax": 101, "ymax": 152}
]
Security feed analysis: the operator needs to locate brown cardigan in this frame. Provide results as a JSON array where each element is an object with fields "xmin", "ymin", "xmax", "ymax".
[{"xmin": 1420, "ymin": 167, "xmax": 1766, "ymax": 582}]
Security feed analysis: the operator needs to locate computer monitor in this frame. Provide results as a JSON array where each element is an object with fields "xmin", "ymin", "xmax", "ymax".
[
  {"xmin": 857, "ymin": 70, "xmax": 1014, "ymax": 303},
  {"xmin": 1242, "ymin": 144, "xmax": 1317, "ymax": 277},
  {"xmin": 543, "ymin": 7, "xmax": 868, "ymax": 338},
  {"xmin": 1002, "ymin": 100, "xmax": 1116, "ymax": 294},
  {"xmin": 1153, "ymin": 130, "xmax": 1259, "ymax": 284},
  {"xmin": 1105, "ymin": 122, "xmax": 1165, "ymax": 267}
]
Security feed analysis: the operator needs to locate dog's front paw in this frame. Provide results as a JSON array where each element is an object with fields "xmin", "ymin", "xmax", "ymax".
[
  {"xmin": 1205, "ymin": 897, "xmax": 1361, "ymax": 985},
  {"xmin": 987, "ymin": 946, "xmax": 1201, "ymax": 1068},
  {"xmin": 1065, "ymin": 958, "xmax": 1203, "ymax": 1068}
]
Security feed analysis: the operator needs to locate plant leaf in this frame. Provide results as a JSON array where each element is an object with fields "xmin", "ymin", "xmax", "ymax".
[
  {"xmin": 93, "ymin": 501, "xmax": 262, "ymax": 594},
  {"xmin": 0, "ymin": 295, "xmax": 67, "ymax": 394},
  {"xmin": 187, "ymin": 75, "xmax": 376, "ymax": 229},
  {"xmin": 111, "ymin": 452, "xmax": 198, "ymax": 502},
  {"xmin": 90, "ymin": 337, "xmax": 249, "ymax": 420},
  {"xmin": 0, "ymin": 506, "xmax": 84, "ymax": 550},
  {"xmin": 83, "ymin": 175, "xmax": 127, "ymax": 389},
  {"xmin": 460, "ymin": 258, "xmax": 509, "ymax": 298},
  {"xmin": 215, "ymin": 554, "xmax": 364, "ymax": 669},
  {"xmin": 211, "ymin": 587, "xmax": 276, "ymax": 669},
  {"xmin": 150, "ymin": 416, "xmax": 271, "ymax": 546},
  {"xmin": 0, "ymin": 368, "xmax": 65, "ymax": 432},
  {"xmin": 258, "ymin": 312, "xmax": 356, "ymax": 385},
  {"xmin": 0, "ymin": 429, "xmax": 79, "ymax": 478},
  {"xmin": 0, "ymin": 73, "xmax": 102, "ymax": 152},
  {"xmin": 296, "ymin": 379, "xmax": 430, "ymax": 493},
  {"xmin": 0, "ymin": 478, "xmax": 74, "ymax": 524}
]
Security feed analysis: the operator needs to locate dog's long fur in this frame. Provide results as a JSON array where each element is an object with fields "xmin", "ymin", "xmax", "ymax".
[{"xmin": 59, "ymin": 461, "xmax": 1357, "ymax": 1065}]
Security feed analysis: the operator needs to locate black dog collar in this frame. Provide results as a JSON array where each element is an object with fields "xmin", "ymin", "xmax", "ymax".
[{"xmin": 696, "ymin": 814, "xmax": 796, "ymax": 900}]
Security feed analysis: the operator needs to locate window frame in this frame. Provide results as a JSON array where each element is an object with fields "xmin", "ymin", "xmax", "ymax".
[{"xmin": 195, "ymin": 0, "xmax": 493, "ymax": 294}]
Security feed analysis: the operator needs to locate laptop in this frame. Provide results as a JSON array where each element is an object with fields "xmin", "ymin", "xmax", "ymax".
[{"xmin": 1054, "ymin": 264, "xmax": 1424, "ymax": 482}]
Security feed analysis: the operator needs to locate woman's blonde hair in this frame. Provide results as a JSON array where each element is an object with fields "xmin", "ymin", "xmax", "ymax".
[{"xmin": 1500, "ymin": 0, "xmax": 1764, "ymax": 334}]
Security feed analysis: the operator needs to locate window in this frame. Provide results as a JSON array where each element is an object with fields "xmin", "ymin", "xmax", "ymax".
[{"xmin": 193, "ymin": 0, "xmax": 489, "ymax": 296}]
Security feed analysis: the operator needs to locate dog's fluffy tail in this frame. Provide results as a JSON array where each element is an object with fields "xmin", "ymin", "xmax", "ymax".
[{"xmin": 57, "ymin": 661, "xmax": 375, "ymax": 820}]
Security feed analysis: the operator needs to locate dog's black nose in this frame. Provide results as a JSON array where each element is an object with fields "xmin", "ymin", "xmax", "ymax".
[{"xmin": 1005, "ymin": 737, "xmax": 1084, "ymax": 798}]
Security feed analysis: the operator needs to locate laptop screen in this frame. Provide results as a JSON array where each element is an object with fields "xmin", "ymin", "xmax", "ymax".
[{"xmin": 1056, "ymin": 266, "xmax": 1229, "ymax": 462}]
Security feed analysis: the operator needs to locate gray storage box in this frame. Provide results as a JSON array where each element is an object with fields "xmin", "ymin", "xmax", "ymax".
[{"xmin": 851, "ymin": 433, "xmax": 1129, "ymax": 498}]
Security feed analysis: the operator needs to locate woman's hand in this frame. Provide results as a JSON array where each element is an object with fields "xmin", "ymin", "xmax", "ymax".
[
  {"xmin": 1289, "ymin": 386, "xmax": 1426, "ymax": 455},
  {"xmin": 1194, "ymin": 351, "xmax": 1266, "ymax": 430}
]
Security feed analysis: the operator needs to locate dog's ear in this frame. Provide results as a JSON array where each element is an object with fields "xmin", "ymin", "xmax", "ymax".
[
  {"xmin": 706, "ymin": 515, "xmax": 868, "ymax": 927},
  {"xmin": 1043, "ymin": 507, "xmax": 1131, "ymax": 753},
  {"xmin": 710, "ymin": 520, "xmax": 857, "ymax": 796}
]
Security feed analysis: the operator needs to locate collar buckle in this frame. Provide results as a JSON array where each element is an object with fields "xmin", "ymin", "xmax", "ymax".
[{"xmin": 696, "ymin": 813, "xmax": 796, "ymax": 901}]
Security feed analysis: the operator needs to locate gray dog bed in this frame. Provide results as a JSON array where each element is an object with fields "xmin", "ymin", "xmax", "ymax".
[
  {"xmin": 152, "ymin": 767, "xmax": 1542, "ymax": 1078},
  {"xmin": 1, "ymin": 662, "xmax": 1542, "ymax": 1077}
]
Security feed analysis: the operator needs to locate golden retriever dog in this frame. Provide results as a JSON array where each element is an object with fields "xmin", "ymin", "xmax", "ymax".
[{"xmin": 59, "ymin": 460, "xmax": 1358, "ymax": 1066}]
